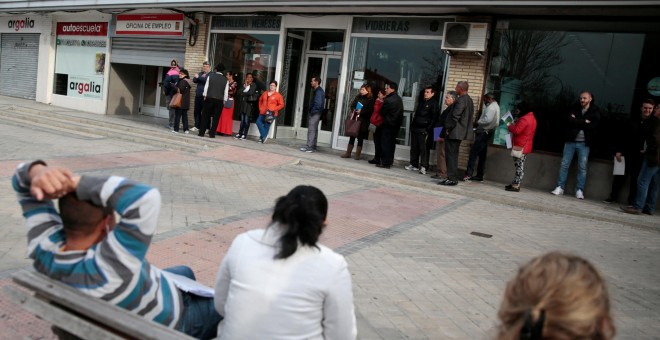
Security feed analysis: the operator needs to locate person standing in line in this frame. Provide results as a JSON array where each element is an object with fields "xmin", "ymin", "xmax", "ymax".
[
  {"xmin": 199, "ymin": 64, "xmax": 228, "ymax": 138},
  {"xmin": 341, "ymin": 84, "xmax": 374, "ymax": 160},
  {"xmin": 163, "ymin": 59, "xmax": 180, "ymax": 129},
  {"xmin": 300, "ymin": 76, "xmax": 325, "ymax": 153},
  {"xmin": 504, "ymin": 101, "xmax": 537, "ymax": 192},
  {"xmin": 433, "ymin": 91, "xmax": 457, "ymax": 183},
  {"xmin": 368, "ymin": 89, "xmax": 386, "ymax": 165},
  {"xmin": 621, "ymin": 102, "xmax": 660, "ymax": 215},
  {"xmin": 604, "ymin": 99, "xmax": 655, "ymax": 204},
  {"xmin": 551, "ymin": 91, "xmax": 601, "ymax": 199},
  {"xmin": 376, "ymin": 82, "xmax": 404, "ymax": 169},
  {"xmin": 235, "ymin": 73, "xmax": 258, "ymax": 140},
  {"xmin": 464, "ymin": 92, "xmax": 500, "ymax": 182},
  {"xmin": 405, "ymin": 86, "xmax": 439, "ymax": 175},
  {"xmin": 172, "ymin": 68, "xmax": 192, "ymax": 134},
  {"xmin": 216, "ymin": 71, "xmax": 237, "ymax": 136},
  {"xmin": 256, "ymin": 80, "xmax": 284, "ymax": 144},
  {"xmin": 191, "ymin": 61, "xmax": 211, "ymax": 132},
  {"xmin": 440, "ymin": 81, "xmax": 475, "ymax": 186}
]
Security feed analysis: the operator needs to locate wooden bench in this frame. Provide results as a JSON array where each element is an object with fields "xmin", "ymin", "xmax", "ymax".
[{"xmin": 4, "ymin": 270, "xmax": 194, "ymax": 340}]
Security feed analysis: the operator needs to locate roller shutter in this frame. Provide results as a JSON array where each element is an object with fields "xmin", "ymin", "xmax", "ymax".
[
  {"xmin": 110, "ymin": 37, "xmax": 185, "ymax": 67},
  {"xmin": 0, "ymin": 33, "xmax": 39, "ymax": 99}
]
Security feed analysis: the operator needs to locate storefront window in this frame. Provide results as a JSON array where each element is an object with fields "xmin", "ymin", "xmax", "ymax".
[
  {"xmin": 486, "ymin": 20, "xmax": 660, "ymax": 159},
  {"xmin": 208, "ymin": 16, "xmax": 281, "ymax": 119},
  {"xmin": 343, "ymin": 35, "xmax": 446, "ymax": 145},
  {"xmin": 53, "ymin": 22, "xmax": 108, "ymax": 100}
]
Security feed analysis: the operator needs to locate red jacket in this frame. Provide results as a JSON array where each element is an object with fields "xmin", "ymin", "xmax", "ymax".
[
  {"xmin": 258, "ymin": 91, "xmax": 285, "ymax": 116},
  {"xmin": 370, "ymin": 99, "xmax": 384, "ymax": 126},
  {"xmin": 508, "ymin": 112, "xmax": 537, "ymax": 154}
]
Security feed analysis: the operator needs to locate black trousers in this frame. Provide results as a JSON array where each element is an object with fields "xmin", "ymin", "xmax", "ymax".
[
  {"xmin": 200, "ymin": 98, "xmax": 222, "ymax": 137},
  {"xmin": 409, "ymin": 129, "xmax": 429, "ymax": 169},
  {"xmin": 608, "ymin": 154, "xmax": 643, "ymax": 205},
  {"xmin": 193, "ymin": 95, "xmax": 204, "ymax": 129},
  {"xmin": 379, "ymin": 125, "xmax": 398, "ymax": 166},
  {"xmin": 465, "ymin": 130, "xmax": 490, "ymax": 178},
  {"xmin": 371, "ymin": 127, "xmax": 382, "ymax": 162},
  {"xmin": 445, "ymin": 139, "xmax": 462, "ymax": 181}
]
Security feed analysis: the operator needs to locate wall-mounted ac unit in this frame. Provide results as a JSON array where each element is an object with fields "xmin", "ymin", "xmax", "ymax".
[{"xmin": 441, "ymin": 22, "xmax": 488, "ymax": 52}]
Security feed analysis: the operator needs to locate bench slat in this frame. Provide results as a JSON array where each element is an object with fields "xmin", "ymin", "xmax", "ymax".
[
  {"xmin": 4, "ymin": 285, "xmax": 125, "ymax": 340},
  {"xmin": 11, "ymin": 270, "xmax": 194, "ymax": 340}
]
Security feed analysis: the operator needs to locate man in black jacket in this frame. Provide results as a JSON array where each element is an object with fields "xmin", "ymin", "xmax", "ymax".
[
  {"xmin": 405, "ymin": 86, "xmax": 439, "ymax": 175},
  {"xmin": 441, "ymin": 81, "xmax": 474, "ymax": 186},
  {"xmin": 191, "ymin": 61, "xmax": 211, "ymax": 132},
  {"xmin": 551, "ymin": 91, "xmax": 601, "ymax": 199},
  {"xmin": 199, "ymin": 64, "xmax": 228, "ymax": 138},
  {"xmin": 377, "ymin": 82, "xmax": 404, "ymax": 169},
  {"xmin": 604, "ymin": 99, "xmax": 655, "ymax": 204}
]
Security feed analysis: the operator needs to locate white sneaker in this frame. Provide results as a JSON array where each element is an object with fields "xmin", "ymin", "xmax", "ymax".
[
  {"xmin": 419, "ymin": 167, "xmax": 426, "ymax": 175},
  {"xmin": 404, "ymin": 165, "xmax": 419, "ymax": 171},
  {"xmin": 171, "ymin": 130, "xmax": 178, "ymax": 133},
  {"xmin": 576, "ymin": 189, "xmax": 584, "ymax": 199},
  {"xmin": 184, "ymin": 130, "xmax": 189, "ymax": 134},
  {"xmin": 263, "ymin": 136, "xmax": 268, "ymax": 144},
  {"xmin": 551, "ymin": 186, "xmax": 564, "ymax": 195},
  {"xmin": 191, "ymin": 127, "xmax": 199, "ymax": 132}
]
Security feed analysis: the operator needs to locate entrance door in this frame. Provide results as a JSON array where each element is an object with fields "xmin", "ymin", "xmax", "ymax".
[
  {"xmin": 298, "ymin": 55, "xmax": 341, "ymax": 144},
  {"xmin": 140, "ymin": 66, "xmax": 169, "ymax": 118}
]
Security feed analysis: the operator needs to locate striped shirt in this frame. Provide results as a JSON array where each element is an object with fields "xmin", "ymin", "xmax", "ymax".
[{"xmin": 13, "ymin": 162, "xmax": 182, "ymax": 328}]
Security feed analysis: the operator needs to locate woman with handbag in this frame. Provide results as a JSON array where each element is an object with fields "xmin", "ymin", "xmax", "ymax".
[
  {"xmin": 505, "ymin": 101, "xmax": 537, "ymax": 192},
  {"xmin": 172, "ymin": 68, "xmax": 192, "ymax": 134},
  {"xmin": 256, "ymin": 80, "xmax": 285, "ymax": 143},
  {"xmin": 367, "ymin": 89, "xmax": 386, "ymax": 165},
  {"xmin": 341, "ymin": 85, "xmax": 374, "ymax": 160},
  {"xmin": 217, "ymin": 71, "xmax": 237, "ymax": 136}
]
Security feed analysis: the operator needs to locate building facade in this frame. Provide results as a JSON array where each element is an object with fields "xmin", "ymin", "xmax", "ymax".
[{"xmin": 2, "ymin": 1, "xmax": 659, "ymax": 200}]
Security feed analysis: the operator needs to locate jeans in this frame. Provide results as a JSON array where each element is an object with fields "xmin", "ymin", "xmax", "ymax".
[
  {"xmin": 556, "ymin": 142, "xmax": 590, "ymax": 191},
  {"xmin": 465, "ymin": 130, "xmax": 490, "ymax": 178},
  {"xmin": 174, "ymin": 109, "xmax": 189, "ymax": 132},
  {"xmin": 306, "ymin": 113, "xmax": 322, "ymax": 149},
  {"xmin": 409, "ymin": 129, "xmax": 429, "ymax": 169},
  {"xmin": 193, "ymin": 96, "xmax": 204, "ymax": 129},
  {"xmin": 166, "ymin": 95, "xmax": 174, "ymax": 127},
  {"xmin": 634, "ymin": 159, "xmax": 660, "ymax": 212},
  {"xmin": 164, "ymin": 266, "xmax": 222, "ymax": 340},
  {"xmin": 256, "ymin": 114, "xmax": 272, "ymax": 140},
  {"xmin": 238, "ymin": 113, "xmax": 250, "ymax": 136}
]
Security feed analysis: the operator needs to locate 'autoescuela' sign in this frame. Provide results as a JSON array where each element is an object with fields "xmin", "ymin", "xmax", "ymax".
[{"xmin": 115, "ymin": 14, "xmax": 184, "ymax": 36}]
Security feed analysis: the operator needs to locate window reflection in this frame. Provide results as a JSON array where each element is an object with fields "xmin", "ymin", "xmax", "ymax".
[
  {"xmin": 486, "ymin": 22, "xmax": 658, "ymax": 160},
  {"xmin": 208, "ymin": 33, "xmax": 280, "ymax": 120},
  {"xmin": 344, "ymin": 37, "xmax": 446, "ymax": 145}
]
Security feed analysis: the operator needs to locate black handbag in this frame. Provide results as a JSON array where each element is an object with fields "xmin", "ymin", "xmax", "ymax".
[{"xmin": 265, "ymin": 110, "xmax": 275, "ymax": 123}]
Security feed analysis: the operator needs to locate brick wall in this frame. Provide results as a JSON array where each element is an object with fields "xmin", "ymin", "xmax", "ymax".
[{"xmin": 182, "ymin": 15, "xmax": 209, "ymax": 124}]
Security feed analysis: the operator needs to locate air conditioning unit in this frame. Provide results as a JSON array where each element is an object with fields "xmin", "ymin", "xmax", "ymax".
[{"xmin": 441, "ymin": 22, "xmax": 488, "ymax": 52}]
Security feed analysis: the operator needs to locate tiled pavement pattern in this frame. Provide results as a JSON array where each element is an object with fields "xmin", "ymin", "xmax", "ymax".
[{"xmin": 0, "ymin": 98, "xmax": 658, "ymax": 339}]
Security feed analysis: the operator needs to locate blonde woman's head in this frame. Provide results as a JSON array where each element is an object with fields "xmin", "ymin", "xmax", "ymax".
[{"xmin": 497, "ymin": 252, "xmax": 614, "ymax": 340}]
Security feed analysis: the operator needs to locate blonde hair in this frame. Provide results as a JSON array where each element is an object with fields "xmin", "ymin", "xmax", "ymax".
[{"xmin": 497, "ymin": 252, "xmax": 615, "ymax": 340}]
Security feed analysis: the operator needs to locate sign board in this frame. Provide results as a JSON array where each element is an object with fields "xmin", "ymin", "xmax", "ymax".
[
  {"xmin": 0, "ymin": 16, "xmax": 42, "ymax": 33},
  {"xmin": 115, "ymin": 14, "xmax": 184, "ymax": 36},
  {"xmin": 352, "ymin": 17, "xmax": 451, "ymax": 36},
  {"xmin": 211, "ymin": 16, "xmax": 281, "ymax": 32}
]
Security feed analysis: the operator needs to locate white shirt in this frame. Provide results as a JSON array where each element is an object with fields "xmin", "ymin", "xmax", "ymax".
[
  {"xmin": 477, "ymin": 101, "xmax": 500, "ymax": 131},
  {"xmin": 214, "ymin": 226, "xmax": 357, "ymax": 340}
]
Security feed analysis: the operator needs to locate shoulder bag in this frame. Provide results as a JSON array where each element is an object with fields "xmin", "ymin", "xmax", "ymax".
[
  {"xmin": 344, "ymin": 110, "xmax": 361, "ymax": 137},
  {"xmin": 169, "ymin": 92, "xmax": 182, "ymax": 109},
  {"xmin": 265, "ymin": 110, "xmax": 275, "ymax": 123}
]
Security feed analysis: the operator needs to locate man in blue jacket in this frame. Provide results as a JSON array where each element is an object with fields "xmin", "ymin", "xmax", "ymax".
[{"xmin": 300, "ymin": 76, "xmax": 325, "ymax": 153}]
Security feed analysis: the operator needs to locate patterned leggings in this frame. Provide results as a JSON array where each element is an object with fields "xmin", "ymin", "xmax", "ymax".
[{"xmin": 512, "ymin": 154, "xmax": 527, "ymax": 185}]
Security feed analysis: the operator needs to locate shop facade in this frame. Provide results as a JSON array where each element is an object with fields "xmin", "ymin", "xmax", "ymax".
[{"xmin": 0, "ymin": 14, "xmax": 51, "ymax": 101}]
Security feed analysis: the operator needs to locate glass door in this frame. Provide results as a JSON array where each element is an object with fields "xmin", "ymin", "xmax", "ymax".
[
  {"xmin": 297, "ymin": 54, "xmax": 340, "ymax": 144},
  {"xmin": 140, "ymin": 66, "xmax": 169, "ymax": 118}
]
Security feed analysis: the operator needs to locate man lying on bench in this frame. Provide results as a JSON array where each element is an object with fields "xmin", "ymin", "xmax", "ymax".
[{"xmin": 12, "ymin": 160, "xmax": 221, "ymax": 339}]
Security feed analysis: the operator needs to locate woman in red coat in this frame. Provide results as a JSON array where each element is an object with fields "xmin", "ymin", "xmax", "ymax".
[{"xmin": 505, "ymin": 102, "xmax": 537, "ymax": 192}]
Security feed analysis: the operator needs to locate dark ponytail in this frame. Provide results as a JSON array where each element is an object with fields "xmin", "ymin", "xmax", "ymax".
[{"xmin": 271, "ymin": 185, "xmax": 328, "ymax": 259}]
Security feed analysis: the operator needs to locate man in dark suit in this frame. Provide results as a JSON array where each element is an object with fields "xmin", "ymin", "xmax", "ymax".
[
  {"xmin": 199, "ymin": 64, "xmax": 228, "ymax": 138},
  {"xmin": 377, "ymin": 81, "xmax": 404, "ymax": 169},
  {"xmin": 441, "ymin": 81, "xmax": 475, "ymax": 186}
]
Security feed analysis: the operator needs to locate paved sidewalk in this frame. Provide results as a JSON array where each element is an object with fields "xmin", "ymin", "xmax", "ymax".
[{"xmin": 0, "ymin": 96, "xmax": 658, "ymax": 339}]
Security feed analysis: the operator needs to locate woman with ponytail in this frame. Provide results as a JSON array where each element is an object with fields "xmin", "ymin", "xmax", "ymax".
[{"xmin": 214, "ymin": 185, "xmax": 357, "ymax": 339}]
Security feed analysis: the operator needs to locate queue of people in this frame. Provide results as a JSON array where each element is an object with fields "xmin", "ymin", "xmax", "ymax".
[{"xmin": 13, "ymin": 159, "xmax": 617, "ymax": 339}]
